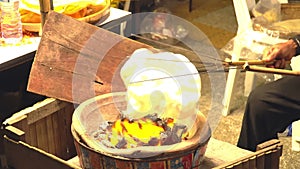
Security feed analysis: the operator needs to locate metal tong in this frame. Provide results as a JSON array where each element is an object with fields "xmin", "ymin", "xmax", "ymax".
[{"xmin": 224, "ymin": 58, "xmax": 300, "ymax": 76}]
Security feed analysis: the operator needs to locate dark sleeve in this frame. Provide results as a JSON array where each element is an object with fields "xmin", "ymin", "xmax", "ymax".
[{"xmin": 291, "ymin": 35, "xmax": 300, "ymax": 56}]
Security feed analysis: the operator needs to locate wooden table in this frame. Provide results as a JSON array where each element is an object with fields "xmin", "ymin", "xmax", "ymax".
[{"xmin": 0, "ymin": 37, "xmax": 40, "ymax": 72}]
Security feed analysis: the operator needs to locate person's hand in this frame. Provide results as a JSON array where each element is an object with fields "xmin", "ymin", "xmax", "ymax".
[{"xmin": 263, "ymin": 39, "xmax": 297, "ymax": 69}]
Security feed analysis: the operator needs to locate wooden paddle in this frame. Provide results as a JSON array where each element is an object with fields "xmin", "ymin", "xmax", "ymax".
[{"xmin": 27, "ymin": 11, "xmax": 154, "ymax": 104}]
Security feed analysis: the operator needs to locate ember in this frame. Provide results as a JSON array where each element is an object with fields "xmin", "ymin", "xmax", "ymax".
[{"xmin": 92, "ymin": 114, "xmax": 188, "ymax": 149}]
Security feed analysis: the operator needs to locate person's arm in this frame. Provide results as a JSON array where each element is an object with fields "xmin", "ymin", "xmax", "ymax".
[{"xmin": 263, "ymin": 35, "xmax": 300, "ymax": 69}]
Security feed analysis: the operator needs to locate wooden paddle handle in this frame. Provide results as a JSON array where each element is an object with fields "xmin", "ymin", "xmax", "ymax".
[
  {"xmin": 243, "ymin": 65, "xmax": 300, "ymax": 76},
  {"xmin": 39, "ymin": 0, "xmax": 52, "ymax": 29}
]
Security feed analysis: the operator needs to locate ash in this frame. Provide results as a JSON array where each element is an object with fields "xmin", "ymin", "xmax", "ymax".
[{"xmin": 91, "ymin": 114, "xmax": 188, "ymax": 149}]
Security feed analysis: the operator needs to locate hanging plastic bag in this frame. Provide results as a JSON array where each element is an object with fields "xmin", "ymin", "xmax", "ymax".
[{"xmin": 252, "ymin": 0, "xmax": 281, "ymax": 23}]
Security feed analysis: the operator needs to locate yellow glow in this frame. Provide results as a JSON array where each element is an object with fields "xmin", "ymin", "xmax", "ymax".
[
  {"xmin": 112, "ymin": 119, "xmax": 164, "ymax": 143},
  {"xmin": 110, "ymin": 129, "xmax": 119, "ymax": 146},
  {"xmin": 110, "ymin": 117, "xmax": 185, "ymax": 147}
]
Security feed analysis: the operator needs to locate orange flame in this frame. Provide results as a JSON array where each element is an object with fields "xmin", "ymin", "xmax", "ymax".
[{"xmin": 108, "ymin": 117, "xmax": 188, "ymax": 148}]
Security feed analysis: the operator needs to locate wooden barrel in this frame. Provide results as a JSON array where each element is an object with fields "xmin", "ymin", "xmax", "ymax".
[
  {"xmin": 71, "ymin": 92, "xmax": 211, "ymax": 169},
  {"xmin": 71, "ymin": 126, "xmax": 209, "ymax": 169}
]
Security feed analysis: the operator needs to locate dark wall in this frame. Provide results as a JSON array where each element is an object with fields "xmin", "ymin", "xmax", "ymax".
[{"xmin": 0, "ymin": 57, "xmax": 45, "ymax": 123}]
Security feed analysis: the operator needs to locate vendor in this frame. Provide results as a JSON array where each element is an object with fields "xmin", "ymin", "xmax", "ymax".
[{"xmin": 237, "ymin": 35, "xmax": 300, "ymax": 151}]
